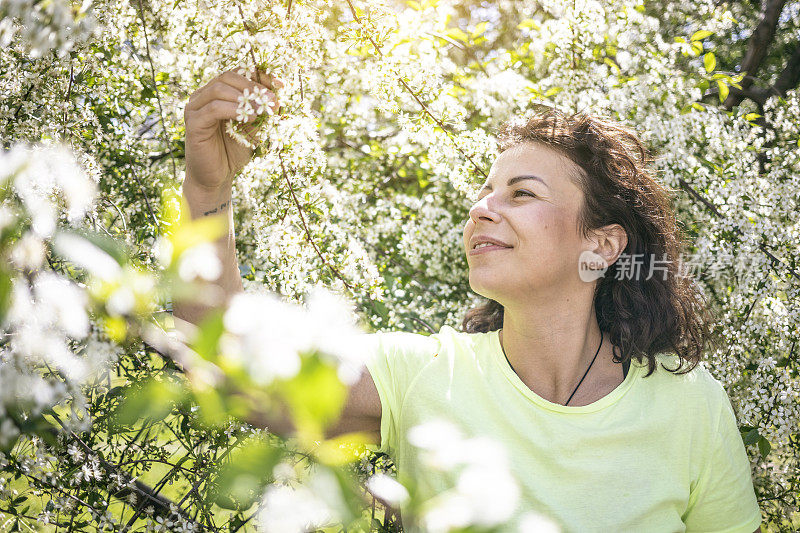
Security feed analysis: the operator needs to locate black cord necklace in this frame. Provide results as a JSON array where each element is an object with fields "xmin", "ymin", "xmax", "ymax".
[{"xmin": 500, "ymin": 329, "xmax": 604, "ymax": 406}]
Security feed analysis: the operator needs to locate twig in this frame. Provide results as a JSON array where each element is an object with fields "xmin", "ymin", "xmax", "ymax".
[
  {"xmin": 130, "ymin": 166, "xmax": 161, "ymax": 231},
  {"xmin": 278, "ymin": 152, "xmax": 353, "ymax": 290},
  {"xmin": 96, "ymin": 195, "xmax": 128, "ymax": 233},
  {"xmin": 62, "ymin": 60, "xmax": 74, "ymax": 139},
  {"xmin": 343, "ymin": 0, "xmax": 487, "ymax": 179},
  {"xmin": 235, "ymin": 3, "xmax": 262, "ymax": 80},
  {"xmin": 135, "ymin": 0, "xmax": 178, "ymax": 181}
]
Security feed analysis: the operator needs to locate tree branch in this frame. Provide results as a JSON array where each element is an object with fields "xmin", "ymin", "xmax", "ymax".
[
  {"xmin": 724, "ymin": 0, "xmax": 787, "ymax": 108},
  {"xmin": 44, "ymin": 412, "xmax": 207, "ymax": 530},
  {"xmin": 771, "ymin": 41, "xmax": 800, "ymax": 96},
  {"xmin": 675, "ymin": 177, "xmax": 800, "ymax": 283}
]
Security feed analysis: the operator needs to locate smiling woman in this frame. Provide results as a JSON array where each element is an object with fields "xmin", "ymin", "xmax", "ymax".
[
  {"xmin": 462, "ymin": 104, "xmax": 716, "ymax": 384},
  {"xmin": 362, "ymin": 105, "xmax": 764, "ymax": 531},
  {"xmin": 176, "ymin": 71, "xmax": 763, "ymax": 531}
]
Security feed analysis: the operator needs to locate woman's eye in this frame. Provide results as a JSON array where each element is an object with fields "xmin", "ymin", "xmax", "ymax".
[{"xmin": 514, "ymin": 190, "xmax": 536, "ymax": 198}]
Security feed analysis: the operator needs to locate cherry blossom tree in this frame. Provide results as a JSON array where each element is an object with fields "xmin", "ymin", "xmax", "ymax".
[{"xmin": 1, "ymin": 0, "xmax": 798, "ymax": 531}]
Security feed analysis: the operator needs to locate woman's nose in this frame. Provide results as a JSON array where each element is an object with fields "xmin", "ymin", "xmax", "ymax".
[{"xmin": 469, "ymin": 194, "xmax": 501, "ymax": 223}]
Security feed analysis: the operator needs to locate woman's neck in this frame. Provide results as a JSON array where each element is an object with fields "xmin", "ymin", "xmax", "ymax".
[{"xmin": 499, "ymin": 303, "xmax": 622, "ymax": 405}]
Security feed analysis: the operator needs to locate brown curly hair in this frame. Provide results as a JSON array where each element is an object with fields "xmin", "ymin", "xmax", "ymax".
[{"xmin": 460, "ymin": 104, "xmax": 720, "ymax": 377}]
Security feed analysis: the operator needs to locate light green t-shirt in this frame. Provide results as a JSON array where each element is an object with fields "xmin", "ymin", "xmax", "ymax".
[{"xmin": 364, "ymin": 325, "xmax": 762, "ymax": 533}]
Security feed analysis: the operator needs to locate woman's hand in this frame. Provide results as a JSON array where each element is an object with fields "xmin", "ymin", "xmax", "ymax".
[
  {"xmin": 183, "ymin": 69, "xmax": 283, "ymax": 192},
  {"xmin": 175, "ymin": 69, "xmax": 283, "ymax": 329}
]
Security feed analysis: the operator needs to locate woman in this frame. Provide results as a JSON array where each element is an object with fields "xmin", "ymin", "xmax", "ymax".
[{"xmin": 174, "ymin": 69, "xmax": 763, "ymax": 533}]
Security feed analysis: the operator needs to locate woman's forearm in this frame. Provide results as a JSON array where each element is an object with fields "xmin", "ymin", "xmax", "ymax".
[{"xmin": 172, "ymin": 177, "xmax": 243, "ymax": 330}]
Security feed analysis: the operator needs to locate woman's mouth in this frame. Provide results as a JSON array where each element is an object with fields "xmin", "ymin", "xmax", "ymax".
[{"xmin": 469, "ymin": 244, "xmax": 513, "ymax": 256}]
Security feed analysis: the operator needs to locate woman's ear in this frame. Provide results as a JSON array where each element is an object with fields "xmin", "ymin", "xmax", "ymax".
[{"xmin": 591, "ymin": 224, "xmax": 628, "ymax": 267}]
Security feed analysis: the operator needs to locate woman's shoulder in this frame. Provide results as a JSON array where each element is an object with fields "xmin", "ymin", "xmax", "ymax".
[
  {"xmin": 371, "ymin": 324, "xmax": 489, "ymax": 367},
  {"xmin": 639, "ymin": 352, "xmax": 731, "ymax": 406}
]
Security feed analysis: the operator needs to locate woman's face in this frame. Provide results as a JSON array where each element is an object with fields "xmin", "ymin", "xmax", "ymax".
[{"xmin": 462, "ymin": 142, "xmax": 592, "ymax": 303}]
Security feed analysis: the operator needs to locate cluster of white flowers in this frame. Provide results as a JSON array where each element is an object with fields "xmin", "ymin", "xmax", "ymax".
[
  {"xmin": 0, "ymin": 145, "xmax": 120, "ymax": 433},
  {"xmin": 221, "ymin": 283, "xmax": 371, "ymax": 385},
  {"xmin": 2, "ymin": 145, "xmax": 97, "ymax": 238},
  {"xmin": 0, "ymin": 0, "xmax": 97, "ymax": 58},
  {"xmin": 235, "ymin": 84, "xmax": 277, "ymax": 123},
  {"xmin": 403, "ymin": 418, "xmax": 557, "ymax": 532}
]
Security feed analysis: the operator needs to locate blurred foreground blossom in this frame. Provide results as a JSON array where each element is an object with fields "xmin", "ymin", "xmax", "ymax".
[
  {"xmin": 177, "ymin": 242, "xmax": 222, "ymax": 282},
  {"xmin": 517, "ymin": 511, "xmax": 561, "ymax": 533},
  {"xmin": 0, "ymin": 144, "xmax": 122, "ymax": 438},
  {"xmin": 0, "ymin": 0, "xmax": 97, "ymax": 58},
  {"xmin": 1, "ymin": 144, "xmax": 97, "ymax": 237},
  {"xmin": 365, "ymin": 472, "xmax": 410, "ymax": 507},
  {"xmin": 407, "ymin": 419, "xmax": 521, "ymax": 532},
  {"xmin": 221, "ymin": 284, "xmax": 370, "ymax": 385},
  {"xmin": 258, "ymin": 466, "xmax": 344, "ymax": 533}
]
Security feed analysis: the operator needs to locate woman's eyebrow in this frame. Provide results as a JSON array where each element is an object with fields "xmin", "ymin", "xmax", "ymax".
[{"xmin": 479, "ymin": 175, "xmax": 550, "ymax": 192}]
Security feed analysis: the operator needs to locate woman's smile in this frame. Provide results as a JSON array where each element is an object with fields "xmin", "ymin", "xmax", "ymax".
[{"xmin": 469, "ymin": 243, "xmax": 514, "ymax": 256}]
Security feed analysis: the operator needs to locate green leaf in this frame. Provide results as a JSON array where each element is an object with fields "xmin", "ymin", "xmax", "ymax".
[
  {"xmin": 190, "ymin": 308, "xmax": 226, "ymax": 362},
  {"xmin": 603, "ymin": 57, "xmax": 620, "ymax": 73},
  {"xmin": 444, "ymin": 27, "xmax": 469, "ymax": 42},
  {"xmin": 703, "ymin": 52, "xmax": 716, "ymax": 73},
  {"xmin": 192, "ymin": 387, "xmax": 228, "ymax": 427},
  {"xmin": 371, "ymin": 300, "xmax": 389, "ymax": 320},
  {"xmin": 0, "ymin": 268, "xmax": 12, "ymax": 325},
  {"xmin": 690, "ymin": 41, "xmax": 704, "ymax": 56},
  {"xmin": 674, "ymin": 36, "xmax": 686, "ymax": 43},
  {"xmin": 112, "ymin": 376, "xmax": 187, "ymax": 428},
  {"xmin": 56, "ymin": 228, "xmax": 130, "ymax": 267},
  {"xmin": 272, "ymin": 352, "xmax": 348, "ymax": 438},
  {"xmin": 690, "ymin": 30, "xmax": 714, "ymax": 41},
  {"xmin": 329, "ymin": 465, "xmax": 367, "ymax": 523},
  {"xmin": 518, "ymin": 18, "xmax": 540, "ymax": 31},
  {"xmin": 471, "ymin": 21, "xmax": 488, "ymax": 38},
  {"xmin": 758, "ymin": 436, "xmax": 771, "ymax": 460},
  {"xmin": 717, "ymin": 80, "xmax": 729, "ymax": 103},
  {"xmin": 209, "ymin": 435, "xmax": 282, "ymax": 510},
  {"xmin": 743, "ymin": 428, "xmax": 760, "ymax": 446}
]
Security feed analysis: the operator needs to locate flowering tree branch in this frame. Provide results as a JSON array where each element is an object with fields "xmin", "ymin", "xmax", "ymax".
[
  {"xmin": 344, "ymin": 0, "xmax": 488, "ymax": 179},
  {"xmin": 723, "ymin": 0, "xmax": 788, "ymax": 109}
]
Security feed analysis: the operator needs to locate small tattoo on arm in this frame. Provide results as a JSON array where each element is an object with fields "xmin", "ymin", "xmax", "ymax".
[{"xmin": 203, "ymin": 200, "xmax": 229, "ymax": 216}]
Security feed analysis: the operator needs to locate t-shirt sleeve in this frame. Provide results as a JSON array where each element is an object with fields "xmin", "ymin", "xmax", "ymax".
[
  {"xmin": 363, "ymin": 330, "xmax": 441, "ymax": 457},
  {"xmin": 682, "ymin": 379, "xmax": 762, "ymax": 533}
]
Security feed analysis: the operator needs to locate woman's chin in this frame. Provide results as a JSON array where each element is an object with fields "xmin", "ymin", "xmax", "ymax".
[{"xmin": 468, "ymin": 274, "xmax": 508, "ymax": 300}]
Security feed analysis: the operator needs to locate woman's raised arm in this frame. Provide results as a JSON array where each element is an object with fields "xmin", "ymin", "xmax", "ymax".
[
  {"xmin": 172, "ymin": 69, "xmax": 382, "ymax": 443},
  {"xmin": 172, "ymin": 69, "xmax": 282, "ymax": 328}
]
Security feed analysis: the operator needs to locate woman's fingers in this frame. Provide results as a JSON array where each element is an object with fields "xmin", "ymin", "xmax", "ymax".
[
  {"xmin": 186, "ymin": 69, "xmax": 277, "ymax": 108},
  {"xmin": 185, "ymin": 100, "xmax": 240, "ymax": 131},
  {"xmin": 185, "ymin": 80, "xmax": 243, "ymax": 111},
  {"xmin": 184, "ymin": 68, "xmax": 282, "ymax": 139},
  {"xmin": 253, "ymin": 70, "xmax": 285, "ymax": 91},
  {"xmin": 186, "ymin": 73, "xmax": 280, "ymax": 116},
  {"xmin": 219, "ymin": 69, "xmax": 284, "ymax": 94}
]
